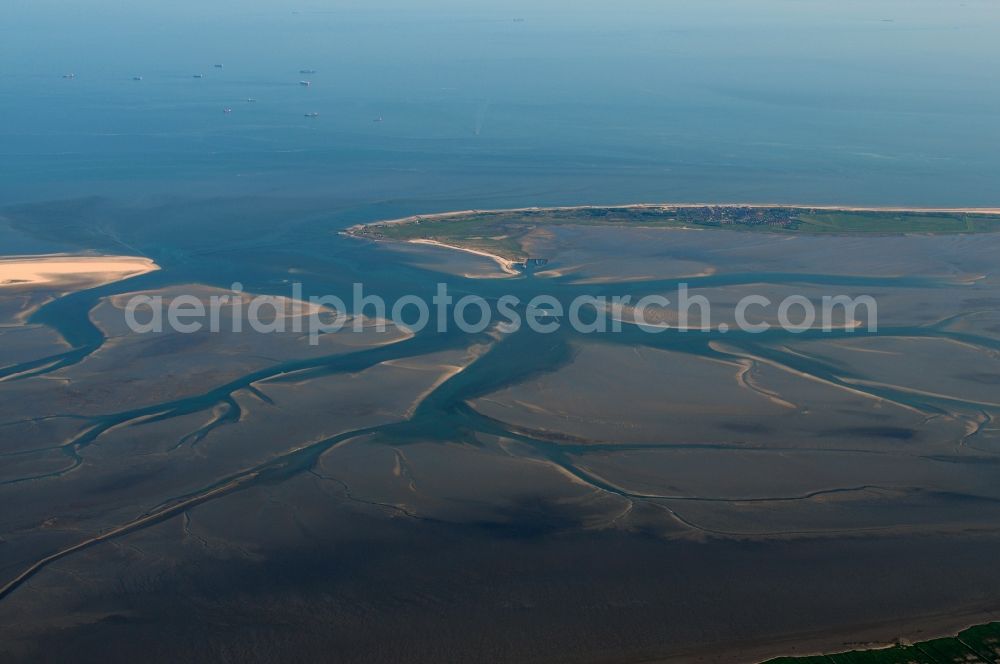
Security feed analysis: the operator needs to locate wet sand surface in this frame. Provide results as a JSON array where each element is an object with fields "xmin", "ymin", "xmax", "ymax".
[{"xmin": 2, "ymin": 197, "xmax": 1000, "ymax": 662}]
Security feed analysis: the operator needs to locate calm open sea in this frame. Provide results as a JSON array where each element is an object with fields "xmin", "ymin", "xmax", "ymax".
[{"xmin": 2, "ymin": 0, "xmax": 999, "ymax": 216}]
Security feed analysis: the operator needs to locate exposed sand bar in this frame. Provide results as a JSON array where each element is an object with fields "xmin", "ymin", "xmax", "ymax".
[{"xmin": 0, "ymin": 254, "xmax": 159, "ymax": 289}]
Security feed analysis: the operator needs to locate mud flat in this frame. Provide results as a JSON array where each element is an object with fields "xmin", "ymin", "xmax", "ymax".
[{"xmin": 5, "ymin": 196, "xmax": 1000, "ymax": 663}]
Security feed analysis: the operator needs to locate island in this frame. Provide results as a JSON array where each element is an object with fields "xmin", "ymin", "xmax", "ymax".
[
  {"xmin": 345, "ymin": 204, "xmax": 1000, "ymax": 268},
  {"xmin": 766, "ymin": 621, "xmax": 1000, "ymax": 664}
]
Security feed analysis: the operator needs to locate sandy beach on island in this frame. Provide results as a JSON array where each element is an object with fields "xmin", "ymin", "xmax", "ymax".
[
  {"xmin": 0, "ymin": 254, "xmax": 159, "ymax": 289},
  {"xmin": 406, "ymin": 238, "xmax": 522, "ymax": 275}
]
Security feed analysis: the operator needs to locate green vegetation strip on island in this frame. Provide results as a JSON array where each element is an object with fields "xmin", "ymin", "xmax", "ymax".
[
  {"xmin": 346, "ymin": 205, "xmax": 1000, "ymax": 262},
  {"xmin": 764, "ymin": 622, "xmax": 1000, "ymax": 664}
]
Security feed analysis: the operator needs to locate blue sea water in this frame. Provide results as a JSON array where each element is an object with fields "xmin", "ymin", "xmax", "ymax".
[{"xmin": 2, "ymin": 0, "xmax": 1000, "ymax": 212}]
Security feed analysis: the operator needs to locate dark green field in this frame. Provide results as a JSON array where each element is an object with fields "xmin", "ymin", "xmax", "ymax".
[
  {"xmin": 765, "ymin": 622, "xmax": 1000, "ymax": 664},
  {"xmin": 348, "ymin": 206, "xmax": 1000, "ymax": 261}
]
